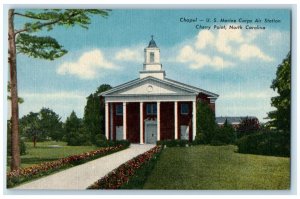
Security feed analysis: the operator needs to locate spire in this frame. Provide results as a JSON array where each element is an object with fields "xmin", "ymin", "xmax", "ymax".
[
  {"xmin": 148, "ymin": 35, "xmax": 157, "ymax": 48},
  {"xmin": 140, "ymin": 36, "xmax": 165, "ymax": 79}
]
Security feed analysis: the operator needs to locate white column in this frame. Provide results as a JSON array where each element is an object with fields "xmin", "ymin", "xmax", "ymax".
[
  {"xmin": 123, "ymin": 102, "xmax": 127, "ymax": 140},
  {"xmin": 105, "ymin": 102, "xmax": 109, "ymax": 139},
  {"xmin": 110, "ymin": 103, "xmax": 113, "ymax": 140},
  {"xmin": 157, "ymin": 101, "xmax": 160, "ymax": 141},
  {"xmin": 174, "ymin": 101, "xmax": 178, "ymax": 139},
  {"xmin": 192, "ymin": 100, "xmax": 196, "ymax": 140},
  {"xmin": 140, "ymin": 102, "xmax": 144, "ymax": 144}
]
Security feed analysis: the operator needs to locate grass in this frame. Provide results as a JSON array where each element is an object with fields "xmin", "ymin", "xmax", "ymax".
[
  {"xmin": 7, "ymin": 141, "xmax": 98, "ymax": 169},
  {"xmin": 143, "ymin": 145, "xmax": 290, "ymax": 190}
]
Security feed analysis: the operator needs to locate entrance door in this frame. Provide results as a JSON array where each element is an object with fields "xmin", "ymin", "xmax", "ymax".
[
  {"xmin": 180, "ymin": 125, "xmax": 189, "ymax": 140},
  {"xmin": 116, "ymin": 126, "xmax": 123, "ymax": 140},
  {"xmin": 145, "ymin": 123, "xmax": 157, "ymax": 144}
]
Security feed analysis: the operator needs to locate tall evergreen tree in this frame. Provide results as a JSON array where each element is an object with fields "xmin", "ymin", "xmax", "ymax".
[
  {"xmin": 83, "ymin": 84, "xmax": 112, "ymax": 145},
  {"xmin": 267, "ymin": 52, "xmax": 291, "ymax": 133},
  {"xmin": 64, "ymin": 111, "xmax": 88, "ymax": 146},
  {"xmin": 8, "ymin": 9, "xmax": 110, "ymax": 170},
  {"xmin": 196, "ymin": 100, "xmax": 217, "ymax": 144},
  {"xmin": 39, "ymin": 108, "xmax": 63, "ymax": 141}
]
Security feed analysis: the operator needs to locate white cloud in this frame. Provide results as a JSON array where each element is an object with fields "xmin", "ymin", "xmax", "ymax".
[
  {"xmin": 17, "ymin": 91, "xmax": 88, "ymax": 120},
  {"xmin": 177, "ymin": 45, "xmax": 234, "ymax": 70},
  {"xmin": 195, "ymin": 30, "xmax": 215, "ymax": 49},
  {"xmin": 221, "ymin": 90, "xmax": 277, "ymax": 100},
  {"xmin": 115, "ymin": 48, "xmax": 141, "ymax": 61},
  {"xmin": 236, "ymin": 44, "xmax": 273, "ymax": 62},
  {"xmin": 177, "ymin": 27, "xmax": 275, "ymax": 70},
  {"xmin": 57, "ymin": 49, "xmax": 117, "ymax": 79},
  {"xmin": 21, "ymin": 91, "xmax": 86, "ymax": 100}
]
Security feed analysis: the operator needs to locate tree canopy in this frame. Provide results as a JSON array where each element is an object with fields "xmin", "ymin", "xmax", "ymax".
[
  {"xmin": 8, "ymin": 9, "xmax": 110, "ymax": 170},
  {"xmin": 14, "ymin": 9, "xmax": 110, "ymax": 60},
  {"xmin": 64, "ymin": 111, "xmax": 89, "ymax": 146},
  {"xmin": 267, "ymin": 52, "xmax": 291, "ymax": 133},
  {"xmin": 83, "ymin": 84, "xmax": 112, "ymax": 145}
]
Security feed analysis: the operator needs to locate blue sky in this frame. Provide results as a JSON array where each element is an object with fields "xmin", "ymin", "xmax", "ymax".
[{"xmin": 12, "ymin": 9, "xmax": 290, "ymax": 122}]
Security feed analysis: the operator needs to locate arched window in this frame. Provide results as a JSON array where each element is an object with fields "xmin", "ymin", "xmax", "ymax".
[{"xmin": 150, "ymin": 52, "xmax": 155, "ymax": 63}]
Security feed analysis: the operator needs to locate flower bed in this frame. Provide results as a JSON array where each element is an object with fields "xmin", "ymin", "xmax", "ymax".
[
  {"xmin": 7, "ymin": 144, "xmax": 128, "ymax": 188},
  {"xmin": 87, "ymin": 145, "xmax": 163, "ymax": 189}
]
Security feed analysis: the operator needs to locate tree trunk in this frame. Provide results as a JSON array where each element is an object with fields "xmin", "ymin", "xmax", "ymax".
[
  {"xmin": 33, "ymin": 136, "xmax": 36, "ymax": 148},
  {"xmin": 8, "ymin": 9, "xmax": 20, "ymax": 171}
]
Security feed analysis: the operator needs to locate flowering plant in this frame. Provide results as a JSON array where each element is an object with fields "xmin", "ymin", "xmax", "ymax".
[
  {"xmin": 7, "ymin": 144, "xmax": 127, "ymax": 188},
  {"xmin": 88, "ymin": 145, "xmax": 162, "ymax": 189}
]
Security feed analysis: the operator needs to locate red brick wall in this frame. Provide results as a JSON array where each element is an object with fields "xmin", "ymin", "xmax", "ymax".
[
  {"xmin": 126, "ymin": 103, "xmax": 140, "ymax": 143},
  {"xmin": 160, "ymin": 102, "xmax": 174, "ymax": 140},
  {"xmin": 197, "ymin": 93, "xmax": 215, "ymax": 113},
  {"xmin": 112, "ymin": 103, "xmax": 123, "ymax": 141}
]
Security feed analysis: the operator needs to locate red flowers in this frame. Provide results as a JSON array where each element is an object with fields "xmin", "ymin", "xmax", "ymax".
[
  {"xmin": 88, "ymin": 145, "xmax": 162, "ymax": 189},
  {"xmin": 7, "ymin": 144, "xmax": 126, "ymax": 187}
]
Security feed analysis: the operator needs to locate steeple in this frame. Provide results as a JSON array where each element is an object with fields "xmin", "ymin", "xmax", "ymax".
[
  {"xmin": 148, "ymin": 35, "xmax": 157, "ymax": 48},
  {"xmin": 140, "ymin": 36, "xmax": 165, "ymax": 79}
]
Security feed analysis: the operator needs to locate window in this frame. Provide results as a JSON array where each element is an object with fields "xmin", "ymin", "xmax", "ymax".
[
  {"xmin": 181, "ymin": 103, "xmax": 189, "ymax": 115},
  {"xmin": 146, "ymin": 104, "xmax": 157, "ymax": 115},
  {"xmin": 150, "ymin": 52, "xmax": 155, "ymax": 63},
  {"xmin": 116, "ymin": 104, "xmax": 123, "ymax": 115}
]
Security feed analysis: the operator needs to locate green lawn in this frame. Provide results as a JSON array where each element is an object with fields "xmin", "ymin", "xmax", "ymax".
[
  {"xmin": 7, "ymin": 141, "xmax": 98, "ymax": 169},
  {"xmin": 143, "ymin": 145, "xmax": 290, "ymax": 190}
]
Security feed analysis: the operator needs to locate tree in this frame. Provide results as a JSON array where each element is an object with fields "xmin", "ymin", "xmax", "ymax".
[
  {"xmin": 267, "ymin": 52, "xmax": 291, "ymax": 133},
  {"xmin": 39, "ymin": 108, "xmax": 63, "ymax": 141},
  {"xmin": 7, "ymin": 82, "xmax": 23, "ymax": 103},
  {"xmin": 64, "ymin": 111, "xmax": 90, "ymax": 146},
  {"xmin": 7, "ymin": 120, "xmax": 26, "ymax": 156},
  {"xmin": 237, "ymin": 117, "xmax": 260, "ymax": 138},
  {"xmin": 20, "ymin": 112, "xmax": 45, "ymax": 147},
  {"xmin": 8, "ymin": 9, "xmax": 110, "ymax": 170},
  {"xmin": 83, "ymin": 84, "xmax": 111, "ymax": 145},
  {"xmin": 212, "ymin": 119, "xmax": 236, "ymax": 145},
  {"xmin": 196, "ymin": 100, "xmax": 217, "ymax": 144}
]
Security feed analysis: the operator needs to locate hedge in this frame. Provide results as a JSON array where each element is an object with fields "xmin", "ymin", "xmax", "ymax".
[
  {"xmin": 236, "ymin": 130, "xmax": 290, "ymax": 157},
  {"xmin": 157, "ymin": 139, "xmax": 190, "ymax": 147}
]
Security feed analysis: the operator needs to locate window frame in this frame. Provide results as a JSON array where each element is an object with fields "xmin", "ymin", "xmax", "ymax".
[
  {"xmin": 116, "ymin": 104, "xmax": 123, "ymax": 116},
  {"xmin": 150, "ymin": 52, "xmax": 155, "ymax": 63},
  {"xmin": 146, "ymin": 104, "xmax": 157, "ymax": 115},
  {"xmin": 181, "ymin": 103, "xmax": 189, "ymax": 115}
]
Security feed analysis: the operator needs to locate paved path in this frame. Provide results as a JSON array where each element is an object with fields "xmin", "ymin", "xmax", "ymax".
[{"xmin": 14, "ymin": 144, "xmax": 155, "ymax": 190}]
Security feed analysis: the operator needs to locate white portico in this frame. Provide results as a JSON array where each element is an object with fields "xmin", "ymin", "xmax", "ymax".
[{"xmin": 100, "ymin": 37, "xmax": 218, "ymax": 144}]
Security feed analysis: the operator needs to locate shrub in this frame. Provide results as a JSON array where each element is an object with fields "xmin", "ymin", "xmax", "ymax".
[
  {"xmin": 211, "ymin": 121, "xmax": 236, "ymax": 146},
  {"xmin": 236, "ymin": 130, "xmax": 290, "ymax": 157},
  {"xmin": 95, "ymin": 139, "xmax": 130, "ymax": 148},
  {"xmin": 178, "ymin": 140, "xmax": 189, "ymax": 147},
  {"xmin": 157, "ymin": 139, "xmax": 190, "ymax": 147},
  {"xmin": 196, "ymin": 101, "xmax": 217, "ymax": 144}
]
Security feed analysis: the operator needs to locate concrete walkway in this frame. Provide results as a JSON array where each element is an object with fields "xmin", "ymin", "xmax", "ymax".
[{"xmin": 14, "ymin": 144, "xmax": 155, "ymax": 190}]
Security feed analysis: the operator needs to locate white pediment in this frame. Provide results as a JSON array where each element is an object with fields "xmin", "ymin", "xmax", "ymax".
[
  {"xmin": 120, "ymin": 82, "xmax": 176, "ymax": 95},
  {"xmin": 106, "ymin": 77, "xmax": 196, "ymax": 96}
]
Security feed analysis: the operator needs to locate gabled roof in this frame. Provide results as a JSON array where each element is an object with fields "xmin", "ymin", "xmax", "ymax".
[
  {"xmin": 216, "ymin": 116, "xmax": 258, "ymax": 124},
  {"xmin": 164, "ymin": 78, "xmax": 219, "ymax": 98},
  {"xmin": 99, "ymin": 76, "xmax": 218, "ymax": 98}
]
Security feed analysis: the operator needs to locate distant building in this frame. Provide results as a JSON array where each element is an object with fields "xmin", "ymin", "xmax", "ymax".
[{"xmin": 216, "ymin": 116, "xmax": 258, "ymax": 129}]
